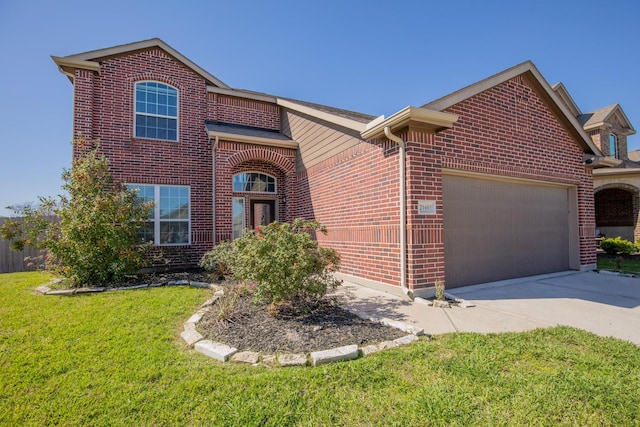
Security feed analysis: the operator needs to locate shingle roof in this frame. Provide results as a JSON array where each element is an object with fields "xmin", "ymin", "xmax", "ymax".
[
  {"xmin": 278, "ymin": 97, "xmax": 376, "ymax": 124},
  {"xmin": 577, "ymin": 105, "xmax": 618, "ymax": 128},
  {"xmin": 205, "ymin": 121, "xmax": 292, "ymax": 142}
]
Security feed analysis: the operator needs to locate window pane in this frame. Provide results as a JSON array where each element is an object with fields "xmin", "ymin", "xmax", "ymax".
[
  {"xmin": 135, "ymin": 82, "xmax": 178, "ymax": 141},
  {"xmin": 159, "ymin": 221, "xmax": 189, "ymax": 244},
  {"xmin": 232, "ymin": 197, "xmax": 245, "ymax": 239},
  {"xmin": 136, "ymin": 222, "xmax": 154, "ymax": 244},
  {"xmin": 232, "ymin": 172, "xmax": 276, "ymax": 193}
]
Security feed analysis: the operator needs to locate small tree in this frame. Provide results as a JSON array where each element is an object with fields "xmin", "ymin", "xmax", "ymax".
[
  {"xmin": 1, "ymin": 137, "xmax": 153, "ymax": 287},
  {"xmin": 200, "ymin": 219, "xmax": 341, "ymax": 312}
]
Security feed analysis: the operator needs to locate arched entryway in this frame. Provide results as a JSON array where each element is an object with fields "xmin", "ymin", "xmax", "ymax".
[{"xmin": 594, "ymin": 184, "xmax": 640, "ymax": 242}]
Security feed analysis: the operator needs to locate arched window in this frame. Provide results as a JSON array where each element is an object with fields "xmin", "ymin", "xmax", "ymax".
[
  {"xmin": 609, "ymin": 133, "xmax": 618, "ymax": 159},
  {"xmin": 233, "ymin": 172, "xmax": 276, "ymax": 193},
  {"xmin": 135, "ymin": 81, "xmax": 178, "ymax": 141}
]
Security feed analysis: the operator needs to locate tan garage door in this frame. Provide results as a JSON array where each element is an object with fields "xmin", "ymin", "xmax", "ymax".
[{"xmin": 443, "ymin": 174, "xmax": 572, "ymax": 288}]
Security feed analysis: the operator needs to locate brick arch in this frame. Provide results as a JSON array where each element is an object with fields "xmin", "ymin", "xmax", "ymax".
[
  {"xmin": 128, "ymin": 73, "xmax": 184, "ymax": 91},
  {"xmin": 595, "ymin": 182, "xmax": 639, "ymax": 194},
  {"xmin": 227, "ymin": 148, "xmax": 295, "ymax": 173},
  {"xmin": 594, "ymin": 182, "xmax": 640, "ymax": 242}
]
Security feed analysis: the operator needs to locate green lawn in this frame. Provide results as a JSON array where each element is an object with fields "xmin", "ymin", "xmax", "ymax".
[
  {"xmin": 1, "ymin": 272, "xmax": 639, "ymax": 426},
  {"xmin": 597, "ymin": 255, "xmax": 640, "ymax": 274}
]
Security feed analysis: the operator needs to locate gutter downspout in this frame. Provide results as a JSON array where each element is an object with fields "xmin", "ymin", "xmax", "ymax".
[
  {"xmin": 210, "ymin": 134, "xmax": 219, "ymax": 247},
  {"xmin": 384, "ymin": 127, "xmax": 412, "ymax": 299}
]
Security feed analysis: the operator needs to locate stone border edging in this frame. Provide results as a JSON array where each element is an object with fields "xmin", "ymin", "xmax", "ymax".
[
  {"xmin": 35, "ymin": 279, "xmax": 426, "ymax": 367},
  {"xmin": 182, "ymin": 293, "xmax": 426, "ymax": 367}
]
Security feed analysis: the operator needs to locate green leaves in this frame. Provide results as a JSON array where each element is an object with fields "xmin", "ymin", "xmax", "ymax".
[
  {"xmin": 599, "ymin": 236, "xmax": 637, "ymax": 255},
  {"xmin": 200, "ymin": 219, "xmax": 341, "ymax": 309},
  {"xmin": 2, "ymin": 136, "xmax": 153, "ymax": 286}
]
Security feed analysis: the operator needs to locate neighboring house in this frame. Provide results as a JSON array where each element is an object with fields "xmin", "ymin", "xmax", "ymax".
[
  {"xmin": 553, "ymin": 84, "xmax": 638, "ymax": 242},
  {"xmin": 53, "ymin": 38, "xmax": 606, "ymax": 295}
]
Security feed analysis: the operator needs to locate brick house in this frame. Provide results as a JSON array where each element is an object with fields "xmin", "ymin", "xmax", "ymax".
[
  {"xmin": 553, "ymin": 84, "xmax": 638, "ymax": 242},
  {"xmin": 53, "ymin": 39, "xmax": 606, "ymax": 296}
]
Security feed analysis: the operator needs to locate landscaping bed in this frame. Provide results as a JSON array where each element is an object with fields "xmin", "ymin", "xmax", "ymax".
[{"xmin": 197, "ymin": 284, "xmax": 407, "ymax": 353}]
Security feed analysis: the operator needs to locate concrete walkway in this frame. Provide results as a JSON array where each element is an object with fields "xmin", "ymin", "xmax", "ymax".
[{"xmin": 334, "ymin": 271, "xmax": 640, "ymax": 346}]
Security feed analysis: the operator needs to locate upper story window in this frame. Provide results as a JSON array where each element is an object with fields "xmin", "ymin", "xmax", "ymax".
[
  {"xmin": 233, "ymin": 172, "xmax": 276, "ymax": 193},
  {"xmin": 609, "ymin": 133, "xmax": 618, "ymax": 158},
  {"xmin": 135, "ymin": 82, "xmax": 178, "ymax": 141}
]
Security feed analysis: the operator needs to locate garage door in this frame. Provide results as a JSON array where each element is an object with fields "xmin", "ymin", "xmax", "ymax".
[{"xmin": 443, "ymin": 174, "xmax": 572, "ymax": 288}]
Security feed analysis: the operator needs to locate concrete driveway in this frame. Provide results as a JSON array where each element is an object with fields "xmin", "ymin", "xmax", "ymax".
[{"xmin": 336, "ymin": 271, "xmax": 640, "ymax": 345}]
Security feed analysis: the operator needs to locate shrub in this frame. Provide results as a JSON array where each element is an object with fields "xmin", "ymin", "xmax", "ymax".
[
  {"xmin": 200, "ymin": 219, "xmax": 340, "ymax": 310},
  {"xmin": 199, "ymin": 240, "xmax": 234, "ymax": 278},
  {"xmin": 600, "ymin": 236, "xmax": 637, "ymax": 255},
  {"xmin": 1, "ymin": 137, "xmax": 153, "ymax": 287}
]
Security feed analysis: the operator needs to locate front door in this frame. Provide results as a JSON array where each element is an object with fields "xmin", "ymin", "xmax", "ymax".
[{"xmin": 250, "ymin": 200, "xmax": 276, "ymax": 229}]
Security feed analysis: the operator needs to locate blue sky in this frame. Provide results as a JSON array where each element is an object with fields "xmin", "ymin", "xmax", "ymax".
[{"xmin": 1, "ymin": 0, "xmax": 638, "ymax": 216}]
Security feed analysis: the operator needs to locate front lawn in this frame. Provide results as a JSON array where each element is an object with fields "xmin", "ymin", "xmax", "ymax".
[
  {"xmin": 597, "ymin": 254, "xmax": 640, "ymax": 274},
  {"xmin": 1, "ymin": 272, "xmax": 639, "ymax": 426}
]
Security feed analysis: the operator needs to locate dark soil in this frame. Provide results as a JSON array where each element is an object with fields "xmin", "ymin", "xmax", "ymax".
[
  {"xmin": 110, "ymin": 270, "xmax": 407, "ymax": 353},
  {"xmin": 197, "ymin": 281, "xmax": 407, "ymax": 354}
]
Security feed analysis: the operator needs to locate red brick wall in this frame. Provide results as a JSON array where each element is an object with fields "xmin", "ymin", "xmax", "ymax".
[
  {"xmin": 207, "ymin": 94, "xmax": 280, "ymax": 130},
  {"xmin": 70, "ymin": 48, "xmax": 284, "ymax": 268},
  {"xmin": 301, "ymin": 74, "xmax": 596, "ymax": 292},
  {"xmin": 402, "ymin": 75, "xmax": 595, "ymax": 290},
  {"xmin": 214, "ymin": 142, "xmax": 296, "ymax": 242},
  {"xmin": 296, "ymin": 140, "xmax": 403, "ymax": 285}
]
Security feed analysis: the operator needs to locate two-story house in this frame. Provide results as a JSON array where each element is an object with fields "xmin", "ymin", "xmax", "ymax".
[{"xmin": 53, "ymin": 38, "xmax": 605, "ymax": 296}]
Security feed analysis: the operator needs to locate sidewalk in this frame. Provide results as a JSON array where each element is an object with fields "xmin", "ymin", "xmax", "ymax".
[{"xmin": 333, "ymin": 271, "xmax": 640, "ymax": 345}]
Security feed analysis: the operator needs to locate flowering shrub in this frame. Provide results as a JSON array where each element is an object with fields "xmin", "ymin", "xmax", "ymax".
[
  {"xmin": 1, "ymin": 137, "xmax": 153, "ymax": 286},
  {"xmin": 200, "ymin": 219, "xmax": 341, "ymax": 310}
]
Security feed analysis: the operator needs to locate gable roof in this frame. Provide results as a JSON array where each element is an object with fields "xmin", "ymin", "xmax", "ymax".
[
  {"xmin": 577, "ymin": 104, "xmax": 636, "ymax": 135},
  {"xmin": 423, "ymin": 61, "xmax": 601, "ymax": 155},
  {"xmin": 52, "ymin": 38, "xmax": 229, "ymax": 88},
  {"xmin": 551, "ymin": 82, "xmax": 582, "ymax": 117}
]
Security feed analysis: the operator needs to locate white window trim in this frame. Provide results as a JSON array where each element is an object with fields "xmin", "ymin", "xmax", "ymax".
[
  {"xmin": 232, "ymin": 172, "xmax": 277, "ymax": 194},
  {"xmin": 134, "ymin": 81, "xmax": 179, "ymax": 142},
  {"xmin": 129, "ymin": 184, "xmax": 191, "ymax": 246}
]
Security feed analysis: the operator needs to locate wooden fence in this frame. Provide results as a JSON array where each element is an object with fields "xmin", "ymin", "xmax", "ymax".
[{"xmin": 0, "ymin": 218, "xmax": 46, "ymax": 273}]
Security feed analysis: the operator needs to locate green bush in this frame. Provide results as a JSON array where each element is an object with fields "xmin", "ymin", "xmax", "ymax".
[
  {"xmin": 1, "ymin": 137, "xmax": 153, "ymax": 286},
  {"xmin": 600, "ymin": 236, "xmax": 637, "ymax": 255},
  {"xmin": 200, "ymin": 219, "xmax": 340, "ymax": 310}
]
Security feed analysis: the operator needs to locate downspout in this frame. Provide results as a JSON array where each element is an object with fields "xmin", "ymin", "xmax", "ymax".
[
  {"xmin": 210, "ymin": 134, "xmax": 219, "ymax": 247},
  {"xmin": 383, "ymin": 127, "xmax": 412, "ymax": 299}
]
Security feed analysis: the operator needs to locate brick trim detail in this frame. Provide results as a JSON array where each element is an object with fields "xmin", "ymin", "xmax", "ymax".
[{"xmin": 227, "ymin": 148, "xmax": 295, "ymax": 173}]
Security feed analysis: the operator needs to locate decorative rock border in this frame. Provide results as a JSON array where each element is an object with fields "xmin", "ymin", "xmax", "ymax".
[
  {"xmin": 34, "ymin": 278, "xmax": 223, "ymax": 296},
  {"xmin": 35, "ymin": 278, "xmax": 426, "ymax": 367},
  {"xmin": 181, "ymin": 293, "xmax": 426, "ymax": 367}
]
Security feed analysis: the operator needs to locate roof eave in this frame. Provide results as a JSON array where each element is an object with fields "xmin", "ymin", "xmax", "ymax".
[
  {"xmin": 361, "ymin": 106, "xmax": 458, "ymax": 140},
  {"xmin": 277, "ymin": 98, "xmax": 367, "ymax": 132},
  {"xmin": 207, "ymin": 86, "xmax": 277, "ymax": 103},
  {"xmin": 51, "ymin": 56, "xmax": 101, "ymax": 82},
  {"xmin": 424, "ymin": 61, "xmax": 602, "ymax": 156},
  {"xmin": 57, "ymin": 38, "xmax": 229, "ymax": 89}
]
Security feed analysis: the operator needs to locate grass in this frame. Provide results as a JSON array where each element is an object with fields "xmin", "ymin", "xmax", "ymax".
[
  {"xmin": 597, "ymin": 254, "xmax": 640, "ymax": 274},
  {"xmin": 1, "ymin": 271, "xmax": 639, "ymax": 426}
]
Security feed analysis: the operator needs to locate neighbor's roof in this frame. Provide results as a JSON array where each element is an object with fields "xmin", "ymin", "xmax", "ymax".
[
  {"xmin": 423, "ymin": 61, "xmax": 601, "ymax": 155},
  {"xmin": 577, "ymin": 104, "xmax": 636, "ymax": 135}
]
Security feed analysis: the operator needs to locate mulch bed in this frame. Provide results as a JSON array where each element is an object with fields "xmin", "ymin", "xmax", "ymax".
[
  {"xmin": 198, "ymin": 286, "xmax": 407, "ymax": 353},
  {"xmin": 104, "ymin": 269, "xmax": 407, "ymax": 354}
]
